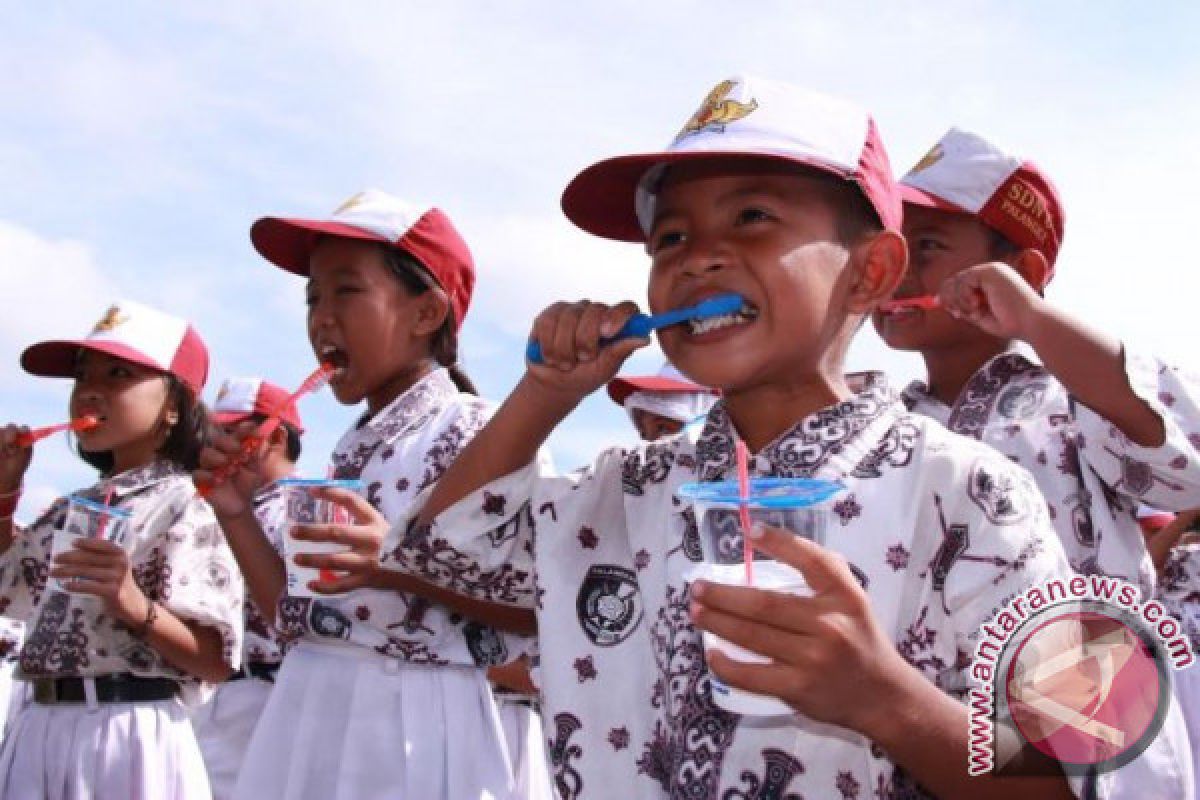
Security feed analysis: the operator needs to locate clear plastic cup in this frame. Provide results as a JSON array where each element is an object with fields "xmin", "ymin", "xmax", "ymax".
[
  {"xmin": 676, "ymin": 476, "xmax": 843, "ymax": 716},
  {"xmin": 50, "ymin": 495, "xmax": 134, "ymax": 594},
  {"xmin": 278, "ymin": 478, "xmax": 364, "ymax": 598}
]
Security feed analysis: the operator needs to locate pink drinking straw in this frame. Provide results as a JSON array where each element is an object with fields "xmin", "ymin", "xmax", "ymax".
[
  {"xmin": 734, "ymin": 439, "xmax": 754, "ymax": 586},
  {"xmin": 93, "ymin": 486, "xmax": 116, "ymax": 540}
]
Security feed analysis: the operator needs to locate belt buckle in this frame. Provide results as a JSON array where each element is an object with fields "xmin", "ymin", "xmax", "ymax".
[{"xmin": 32, "ymin": 678, "xmax": 58, "ymax": 705}]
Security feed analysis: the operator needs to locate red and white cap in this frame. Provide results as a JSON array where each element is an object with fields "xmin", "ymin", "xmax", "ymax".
[
  {"xmin": 562, "ymin": 75, "xmax": 901, "ymax": 242},
  {"xmin": 608, "ymin": 363, "xmax": 718, "ymax": 423},
  {"xmin": 900, "ymin": 128, "xmax": 1065, "ymax": 270},
  {"xmin": 251, "ymin": 189, "xmax": 476, "ymax": 331},
  {"xmin": 21, "ymin": 299, "xmax": 209, "ymax": 395},
  {"xmin": 212, "ymin": 377, "xmax": 304, "ymax": 433}
]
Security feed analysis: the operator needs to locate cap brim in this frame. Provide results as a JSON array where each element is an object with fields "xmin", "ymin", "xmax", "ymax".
[
  {"xmin": 607, "ymin": 375, "xmax": 715, "ymax": 406},
  {"xmin": 563, "ymin": 150, "xmax": 852, "ymax": 243},
  {"xmin": 21, "ymin": 339, "xmax": 165, "ymax": 380},
  {"xmin": 251, "ymin": 217, "xmax": 395, "ymax": 275},
  {"xmin": 211, "ymin": 411, "xmax": 255, "ymax": 426},
  {"xmin": 898, "ymin": 183, "xmax": 968, "ymax": 214}
]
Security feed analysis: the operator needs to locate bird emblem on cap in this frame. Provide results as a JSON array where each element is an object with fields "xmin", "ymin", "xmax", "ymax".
[
  {"xmin": 676, "ymin": 80, "xmax": 759, "ymax": 140},
  {"xmin": 333, "ymin": 191, "xmax": 369, "ymax": 216},
  {"xmin": 91, "ymin": 305, "xmax": 129, "ymax": 334},
  {"xmin": 909, "ymin": 143, "xmax": 945, "ymax": 175}
]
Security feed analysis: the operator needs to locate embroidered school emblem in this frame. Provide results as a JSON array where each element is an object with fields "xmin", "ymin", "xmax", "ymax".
[
  {"xmin": 576, "ymin": 564, "xmax": 643, "ymax": 646},
  {"xmin": 91, "ymin": 305, "xmax": 129, "ymax": 334},
  {"xmin": 676, "ymin": 79, "xmax": 759, "ymax": 140},
  {"xmin": 909, "ymin": 142, "xmax": 945, "ymax": 174},
  {"xmin": 464, "ymin": 620, "xmax": 509, "ymax": 666},
  {"xmin": 333, "ymin": 191, "xmax": 369, "ymax": 216},
  {"xmin": 968, "ymin": 461, "xmax": 1030, "ymax": 526}
]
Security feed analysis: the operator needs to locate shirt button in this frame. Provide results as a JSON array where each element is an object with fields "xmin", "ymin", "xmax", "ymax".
[{"xmin": 382, "ymin": 659, "xmax": 401, "ymax": 675}]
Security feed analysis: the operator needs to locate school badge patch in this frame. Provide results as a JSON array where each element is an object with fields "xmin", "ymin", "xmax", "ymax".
[
  {"xmin": 91, "ymin": 305, "xmax": 129, "ymax": 333},
  {"xmin": 675, "ymin": 79, "xmax": 759, "ymax": 141},
  {"xmin": 576, "ymin": 565, "xmax": 643, "ymax": 646},
  {"xmin": 464, "ymin": 620, "xmax": 509, "ymax": 666},
  {"xmin": 309, "ymin": 601, "xmax": 352, "ymax": 640}
]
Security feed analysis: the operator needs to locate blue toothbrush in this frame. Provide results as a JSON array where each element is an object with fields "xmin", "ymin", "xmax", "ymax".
[{"xmin": 526, "ymin": 293, "xmax": 747, "ymax": 364}]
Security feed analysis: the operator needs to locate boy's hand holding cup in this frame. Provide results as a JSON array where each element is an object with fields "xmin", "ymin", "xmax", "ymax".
[{"xmin": 688, "ymin": 489, "xmax": 916, "ymax": 734}]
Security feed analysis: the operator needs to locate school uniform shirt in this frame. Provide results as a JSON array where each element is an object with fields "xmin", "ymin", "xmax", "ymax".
[
  {"xmin": 383, "ymin": 376, "xmax": 1086, "ymax": 799},
  {"xmin": 241, "ymin": 481, "xmax": 289, "ymax": 666},
  {"xmin": 1160, "ymin": 543, "xmax": 1200, "ymax": 653},
  {"xmin": 0, "ymin": 460, "xmax": 244, "ymax": 691},
  {"xmin": 276, "ymin": 367, "xmax": 511, "ymax": 669},
  {"xmin": 902, "ymin": 347, "xmax": 1200, "ymax": 593},
  {"xmin": 1158, "ymin": 543, "xmax": 1200, "ymax": 800}
]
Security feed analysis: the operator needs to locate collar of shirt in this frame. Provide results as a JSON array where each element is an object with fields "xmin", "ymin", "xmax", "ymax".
[
  {"xmin": 253, "ymin": 479, "xmax": 287, "ymax": 511},
  {"xmin": 693, "ymin": 378, "xmax": 905, "ymax": 483},
  {"xmin": 901, "ymin": 341, "xmax": 1043, "ymax": 415},
  {"xmin": 89, "ymin": 460, "xmax": 185, "ymax": 503},
  {"xmin": 350, "ymin": 367, "xmax": 458, "ymax": 446}
]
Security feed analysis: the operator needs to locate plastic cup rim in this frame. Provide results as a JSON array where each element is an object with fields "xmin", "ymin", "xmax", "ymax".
[
  {"xmin": 276, "ymin": 478, "xmax": 365, "ymax": 490},
  {"xmin": 675, "ymin": 476, "xmax": 843, "ymax": 509},
  {"xmin": 66, "ymin": 494, "xmax": 132, "ymax": 519}
]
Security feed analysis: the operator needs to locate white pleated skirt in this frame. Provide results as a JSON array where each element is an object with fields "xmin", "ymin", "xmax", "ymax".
[
  {"xmin": 192, "ymin": 677, "xmax": 274, "ymax": 800},
  {"xmin": 495, "ymin": 697, "xmax": 553, "ymax": 800},
  {"xmin": 232, "ymin": 642, "xmax": 516, "ymax": 800},
  {"xmin": 0, "ymin": 692, "xmax": 211, "ymax": 800}
]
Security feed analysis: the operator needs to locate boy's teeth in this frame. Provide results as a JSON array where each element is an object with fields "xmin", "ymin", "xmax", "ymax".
[{"xmin": 687, "ymin": 307, "xmax": 757, "ymax": 335}]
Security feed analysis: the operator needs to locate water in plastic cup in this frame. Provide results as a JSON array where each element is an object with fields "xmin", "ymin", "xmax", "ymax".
[
  {"xmin": 50, "ymin": 495, "xmax": 134, "ymax": 594},
  {"xmin": 676, "ymin": 476, "xmax": 843, "ymax": 716},
  {"xmin": 278, "ymin": 478, "xmax": 364, "ymax": 598}
]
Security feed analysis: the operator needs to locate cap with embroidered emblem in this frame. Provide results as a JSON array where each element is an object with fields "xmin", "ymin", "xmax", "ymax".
[
  {"xmin": 21, "ymin": 300, "xmax": 209, "ymax": 395},
  {"xmin": 561, "ymin": 75, "xmax": 901, "ymax": 242}
]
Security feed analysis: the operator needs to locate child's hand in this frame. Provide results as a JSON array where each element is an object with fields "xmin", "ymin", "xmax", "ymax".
[
  {"xmin": 689, "ymin": 524, "xmax": 913, "ymax": 735},
  {"xmin": 290, "ymin": 487, "xmax": 387, "ymax": 594},
  {"xmin": 937, "ymin": 261, "xmax": 1046, "ymax": 341},
  {"xmin": 0, "ymin": 425, "xmax": 34, "ymax": 494},
  {"xmin": 527, "ymin": 300, "xmax": 650, "ymax": 398},
  {"xmin": 194, "ymin": 423, "xmax": 263, "ymax": 517},
  {"xmin": 50, "ymin": 538, "xmax": 146, "ymax": 620}
]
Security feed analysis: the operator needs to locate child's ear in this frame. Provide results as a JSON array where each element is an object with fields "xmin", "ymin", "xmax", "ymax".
[
  {"xmin": 1012, "ymin": 248, "xmax": 1051, "ymax": 293},
  {"xmin": 845, "ymin": 230, "xmax": 907, "ymax": 313},
  {"xmin": 412, "ymin": 290, "xmax": 451, "ymax": 337}
]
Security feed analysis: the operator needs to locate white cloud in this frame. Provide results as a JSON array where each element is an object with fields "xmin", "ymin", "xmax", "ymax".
[{"xmin": 0, "ymin": 221, "xmax": 118, "ymax": 384}]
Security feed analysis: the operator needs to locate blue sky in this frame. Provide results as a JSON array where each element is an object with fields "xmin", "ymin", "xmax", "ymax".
[{"xmin": 3, "ymin": 2, "xmax": 1199, "ymax": 520}]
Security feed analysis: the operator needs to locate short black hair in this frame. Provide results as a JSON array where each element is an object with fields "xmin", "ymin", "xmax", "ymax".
[
  {"xmin": 246, "ymin": 414, "xmax": 303, "ymax": 463},
  {"xmin": 988, "ymin": 228, "xmax": 1021, "ymax": 260},
  {"xmin": 803, "ymin": 170, "xmax": 883, "ymax": 246},
  {"xmin": 78, "ymin": 374, "xmax": 209, "ymax": 474}
]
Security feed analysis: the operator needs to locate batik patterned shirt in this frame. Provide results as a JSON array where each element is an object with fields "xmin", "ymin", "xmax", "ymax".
[
  {"xmin": 276, "ymin": 367, "xmax": 512, "ymax": 668},
  {"xmin": 241, "ymin": 481, "xmax": 289, "ymax": 666},
  {"xmin": 1158, "ymin": 543, "xmax": 1200, "ymax": 656},
  {"xmin": 384, "ymin": 378, "xmax": 1081, "ymax": 799},
  {"xmin": 902, "ymin": 348, "xmax": 1200, "ymax": 593},
  {"xmin": 0, "ymin": 461, "xmax": 243, "ymax": 688}
]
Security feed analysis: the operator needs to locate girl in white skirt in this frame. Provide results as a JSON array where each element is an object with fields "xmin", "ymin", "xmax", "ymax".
[
  {"xmin": 0, "ymin": 300, "xmax": 244, "ymax": 800},
  {"xmin": 197, "ymin": 189, "xmax": 532, "ymax": 800}
]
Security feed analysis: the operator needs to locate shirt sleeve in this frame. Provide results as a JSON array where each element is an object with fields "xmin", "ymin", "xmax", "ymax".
[
  {"xmin": 142, "ymin": 490, "xmax": 245, "ymax": 671},
  {"xmin": 381, "ymin": 446, "xmax": 629, "ymax": 610},
  {"xmin": 0, "ymin": 499, "xmax": 65, "ymax": 624},
  {"xmin": 381, "ymin": 449, "xmax": 561, "ymax": 609},
  {"xmin": 1074, "ymin": 348, "xmax": 1200, "ymax": 510}
]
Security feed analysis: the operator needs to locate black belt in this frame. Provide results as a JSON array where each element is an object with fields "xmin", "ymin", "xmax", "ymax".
[
  {"xmin": 32, "ymin": 674, "xmax": 180, "ymax": 705},
  {"xmin": 229, "ymin": 661, "xmax": 280, "ymax": 683}
]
